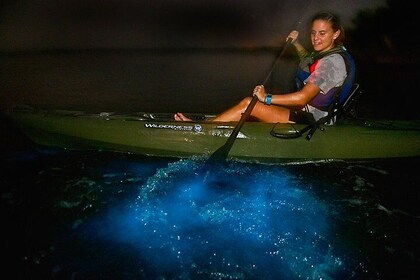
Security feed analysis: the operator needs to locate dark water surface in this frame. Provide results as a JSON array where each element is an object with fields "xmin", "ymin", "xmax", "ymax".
[
  {"xmin": 1, "ymin": 145, "xmax": 419, "ymax": 279},
  {"xmin": 1, "ymin": 49, "xmax": 417, "ymax": 119},
  {"xmin": 1, "ymin": 50, "xmax": 290, "ymax": 114},
  {"xmin": 1, "ymin": 50, "xmax": 419, "ymax": 279}
]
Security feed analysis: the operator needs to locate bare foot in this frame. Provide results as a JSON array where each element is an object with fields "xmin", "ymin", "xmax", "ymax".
[{"xmin": 174, "ymin": 113, "xmax": 193, "ymax": 121}]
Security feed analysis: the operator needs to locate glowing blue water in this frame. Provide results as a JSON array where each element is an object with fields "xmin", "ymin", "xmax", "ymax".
[
  {"xmin": 3, "ymin": 150, "xmax": 419, "ymax": 279},
  {"xmin": 83, "ymin": 159, "xmax": 350, "ymax": 279}
]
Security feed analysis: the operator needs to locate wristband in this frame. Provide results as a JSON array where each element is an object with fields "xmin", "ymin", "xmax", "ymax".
[{"xmin": 264, "ymin": 93, "xmax": 272, "ymax": 105}]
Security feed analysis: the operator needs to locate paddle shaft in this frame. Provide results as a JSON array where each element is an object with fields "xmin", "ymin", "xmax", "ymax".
[
  {"xmin": 262, "ymin": 38, "xmax": 293, "ymax": 86},
  {"xmin": 208, "ymin": 39, "xmax": 293, "ymax": 163},
  {"xmin": 207, "ymin": 95, "xmax": 259, "ymax": 162}
]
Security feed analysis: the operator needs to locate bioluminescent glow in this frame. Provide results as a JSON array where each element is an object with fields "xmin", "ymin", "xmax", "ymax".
[
  {"xmin": 85, "ymin": 159, "xmax": 350, "ymax": 279},
  {"xmin": 4, "ymin": 150, "xmax": 418, "ymax": 279}
]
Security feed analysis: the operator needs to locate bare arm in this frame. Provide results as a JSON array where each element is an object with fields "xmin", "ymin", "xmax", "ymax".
[
  {"xmin": 287, "ymin": 30, "xmax": 309, "ymax": 59},
  {"xmin": 253, "ymin": 83, "xmax": 320, "ymax": 108},
  {"xmin": 271, "ymin": 83, "xmax": 319, "ymax": 107},
  {"xmin": 249, "ymin": 32, "xmax": 317, "ymax": 108}
]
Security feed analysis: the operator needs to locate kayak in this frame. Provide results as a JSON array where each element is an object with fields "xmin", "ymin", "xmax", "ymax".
[{"xmin": 4, "ymin": 106, "xmax": 420, "ymax": 163}]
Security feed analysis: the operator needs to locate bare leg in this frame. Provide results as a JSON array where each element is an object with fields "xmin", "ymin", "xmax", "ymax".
[
  {"xmin": 174, "ymin": 97, "xmax": 291, "ymax": 123},
  {"xmin": 250, "ymin": 100, "xmax": 291, "ymax": 123},
  {"xmin": 174, "ymin": 113, "xmax": 193, "ymax": 121},
  {"xmin": 213, "ymin": 97, "xmax": 291, "ymax": 123},
  {"xmin": 211, "ymin": 98, "xmax": 250, "ymax": 122},
  {"xmin": 173, "ymin": 99, "xmax": 251, "ymax": 122}
]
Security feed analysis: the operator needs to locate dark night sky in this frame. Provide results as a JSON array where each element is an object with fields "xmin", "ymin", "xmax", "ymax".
[{"xmin": 0, "ymin": 0, "xmax": 386, "ymax": 51}]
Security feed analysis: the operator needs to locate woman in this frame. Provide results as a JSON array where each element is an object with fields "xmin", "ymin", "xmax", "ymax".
[{"xmin": 174, "ymin": 11, "xmax": 348, "ymax": 124}]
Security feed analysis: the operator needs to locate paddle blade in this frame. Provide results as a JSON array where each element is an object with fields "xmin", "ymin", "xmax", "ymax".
[
  {"xmin": 206, "ymin": 95, "xmax": 259, "ymax": 165},
  {"xmin": 206, "ymin": 144, "xmax": 231, "ymax": 164}
]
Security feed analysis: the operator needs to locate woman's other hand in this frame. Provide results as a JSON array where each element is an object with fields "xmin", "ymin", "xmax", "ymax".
[{"xmin": 286, "ymin": 30, "xmax": 299, "ymax": 44}]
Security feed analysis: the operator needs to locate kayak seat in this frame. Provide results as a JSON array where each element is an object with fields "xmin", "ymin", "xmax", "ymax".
[
  {"xmin": 270, "ymin": 82, "xmax": 362, "ymax": 140},
  {"xmin": 271, "ymin": 46, "xmax": 360, "ymax": 140},
  {"xmin": 304, "ymin": 82, "xmax": 362, "ymax": 140}
]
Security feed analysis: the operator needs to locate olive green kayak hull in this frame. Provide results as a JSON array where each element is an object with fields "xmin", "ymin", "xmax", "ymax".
[{"xmin": 5, "ymin": 108, "xmax": 420, "ymax": 163}]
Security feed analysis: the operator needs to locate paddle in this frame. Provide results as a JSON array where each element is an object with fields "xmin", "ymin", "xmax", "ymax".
[{"xmin": 206, "ymin": 38, "xmax": 293, "ymax": 164}]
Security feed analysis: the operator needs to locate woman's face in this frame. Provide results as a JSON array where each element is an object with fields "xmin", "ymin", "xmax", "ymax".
[{"xmin": 310, "ymin": 19, "xmax": 340, "ymax": 53}]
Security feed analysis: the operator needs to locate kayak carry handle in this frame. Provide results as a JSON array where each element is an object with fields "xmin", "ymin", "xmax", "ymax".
[{"xmin": 270, "ymin": 123, "xmax": 314, "ymax": 139}]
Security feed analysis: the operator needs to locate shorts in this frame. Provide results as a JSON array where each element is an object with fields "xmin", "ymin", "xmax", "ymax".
[
  {"xmin": 288, "ymin": 110, "xmax": 316, "ymax": 124},
  {"xmin": 289, "ymin": 105, "xmax": 333, "ymax": 125}
]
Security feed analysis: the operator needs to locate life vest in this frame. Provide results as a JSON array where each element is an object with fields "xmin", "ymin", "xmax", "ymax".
[{"xmin": 295, "ymin": 46, "xmax": 356, "ymax": 111}]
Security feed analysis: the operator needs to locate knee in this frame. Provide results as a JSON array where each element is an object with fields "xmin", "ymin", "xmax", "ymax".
[{"xmin": 238, "ymin": 97, "xmax": 253, "ymax": 108}]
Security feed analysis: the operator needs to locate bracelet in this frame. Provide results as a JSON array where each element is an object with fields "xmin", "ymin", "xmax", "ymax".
[{"xmin": 264, "ymin": 94, "xmax": 272, "ymax": 105}]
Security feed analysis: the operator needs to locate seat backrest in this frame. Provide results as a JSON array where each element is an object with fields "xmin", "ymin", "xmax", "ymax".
[
  {"xmin": 323, "ymin": 48, "xmax": 359, "ymax": 124},
  {"xmin": 337, "ymin": 82, "xmax": 361, "ymax": 120},
  {"xmin": 342, "ymin": 83, "xmax": 360, "ymax": 110},
  {"xmin": 336, "ymin": 50, "xmax": 357, "ymax": 106},
  {"xmin": 321, "ymin": 82, "xmax": 361, "ymax": 126}
]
